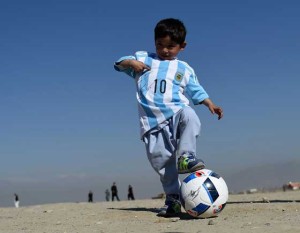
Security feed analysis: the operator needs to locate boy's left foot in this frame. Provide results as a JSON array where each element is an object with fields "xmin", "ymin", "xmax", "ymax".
[{"xmin": 177, "ymin": 155, "xmax": 205, "ymax": 174}]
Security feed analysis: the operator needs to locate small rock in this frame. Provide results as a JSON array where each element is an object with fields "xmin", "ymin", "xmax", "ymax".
[
  {"xmin": 43, "ymin": 210, "xmax": 53, "ymax": 213},
  {"xmin": 262, "ymin": 197, "xmax": 270, "ymax": 203},
  {"xmin": 244, "ymin": 222, "xmax": 252, "ymax": 226},
  {"xmin": 171, "ymin": 218, "xmax": 179, "ymax": 222},
  {"xmin": 208, "ymin": 219, "xmax": 215, "ymax": 225}
]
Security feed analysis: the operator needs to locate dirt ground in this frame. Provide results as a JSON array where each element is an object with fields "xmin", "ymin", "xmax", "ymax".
[{"xmin": 0, "ymin": 191, "xmax": 299, "ymax": 233}]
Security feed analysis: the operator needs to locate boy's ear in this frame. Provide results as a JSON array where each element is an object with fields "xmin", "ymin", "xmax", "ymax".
[{"xmin": 180, "ymin": 41, "xmax": 187, "ymax": 50}]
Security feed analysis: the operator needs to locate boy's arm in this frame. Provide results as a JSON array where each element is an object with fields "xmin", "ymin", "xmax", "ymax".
[
  {"xmin": 114, "ymin": 56, "xmax": 136, "ymax": 78},
  {"xmin": 201, "ymin": 98, "xmax": 223, "ymax": 120},
  {"xmin": 184, "ymin": 70, "xmax": 223, "ymax": 120},
  {"xmin": 117, "ymin": 59, "xmax": 150, "ymax": 73}
]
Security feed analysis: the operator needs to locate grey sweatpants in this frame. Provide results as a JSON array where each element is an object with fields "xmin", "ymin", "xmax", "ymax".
[{"xmin": 143, "ymin": 106, "xmax": 201, "ymax": 195}]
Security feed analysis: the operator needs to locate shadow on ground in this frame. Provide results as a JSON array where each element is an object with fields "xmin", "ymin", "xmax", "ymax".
[
  {"xmin": 107, "ymin": 199, "xmax": 299, "ymax": 220},
  {"xmin": 107, "ymin": 207, "xmax": 198, "ymax": 220}
]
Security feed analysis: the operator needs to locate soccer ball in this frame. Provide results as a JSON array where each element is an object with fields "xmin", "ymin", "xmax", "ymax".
[{"xmin": 180, "ymin": 169, "xmax": 228, "ymax": 218}]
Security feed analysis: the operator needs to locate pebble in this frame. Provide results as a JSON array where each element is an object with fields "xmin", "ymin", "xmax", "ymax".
[
  {"xmin": 171, "ymin": 218, "xmax": 179, "ymax": 222},
  {"xmin": 208, "ymin": 219, "xmax": 215, "ymax": 225},
  {"xmin": 262, "ymin": 197, "xmax": 270, "ymax": 203},
  {"xmin": 43, "ymin": 210, "xmax": 53, "ymax": 213}
]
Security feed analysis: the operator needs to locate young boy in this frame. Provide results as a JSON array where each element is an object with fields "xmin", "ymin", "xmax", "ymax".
[{"xmin": 114, "ymin": 18, "xmax": 223, "ymax": 217}]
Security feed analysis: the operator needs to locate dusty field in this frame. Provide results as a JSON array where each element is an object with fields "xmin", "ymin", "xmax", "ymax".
[{"xmin": 0, "ymin": 191, "xmax": 299, "ymax": 233}]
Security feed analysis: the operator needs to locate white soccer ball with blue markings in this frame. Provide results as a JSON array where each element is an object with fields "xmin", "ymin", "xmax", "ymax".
[{"xmin": 180, "ymin": 169, "xmax": 228, "ymax": 218}]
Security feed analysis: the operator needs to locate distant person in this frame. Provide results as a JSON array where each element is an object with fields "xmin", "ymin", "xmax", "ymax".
[
  {"xmin": 88, "ymin": 190, "xmax": 93, "ymax": 203},
  {"xmin": 282, "ymin": 185, "xmax": 286, "ymax": 192},
  {"xmin": 114, "ymin": 18, "xmax": 223, "ymax": 217},
  {"xmin": 111, "ymin": 182, "xmax": 120, "ymax": 201},
  {"xmin": 14, "ymin": 193, "xmax": 19, "ymax": 208},
  {"xmin": 105, "ymin": 189, "xmax": 110, "ymax": 202},
  {"xmin": 128, "ymin": 185, "xmax": 135, "ymax": 200}
]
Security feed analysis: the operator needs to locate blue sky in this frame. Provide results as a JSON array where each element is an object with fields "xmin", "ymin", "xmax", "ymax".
[{"xmin": 0, "ymin": 0, "xmax": 299, "ymax": 205}]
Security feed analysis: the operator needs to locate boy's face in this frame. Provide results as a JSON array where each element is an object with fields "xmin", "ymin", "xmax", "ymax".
[{"xmin": 155, "ymin": 36, "xmax": 186, "ymax": 60}]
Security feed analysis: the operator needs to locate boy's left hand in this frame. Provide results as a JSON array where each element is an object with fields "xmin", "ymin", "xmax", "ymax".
[
  {"xmin": 208, "ymin": 105, "xmax": 223, "ymax": 120},
  {"xmin": 201, "ymin": 98, "xmax": 223, "ymax": 120}
]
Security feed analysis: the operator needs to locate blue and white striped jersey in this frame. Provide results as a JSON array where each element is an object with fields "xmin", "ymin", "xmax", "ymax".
[{"xmin": 114, "ymin": 51, "xmax": 209, "ymax": 137}]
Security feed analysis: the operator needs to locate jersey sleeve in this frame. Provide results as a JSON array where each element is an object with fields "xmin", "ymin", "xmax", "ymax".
[{"xmin": 185, "ymin": 73, "xmax": 209, "ymax": 105}]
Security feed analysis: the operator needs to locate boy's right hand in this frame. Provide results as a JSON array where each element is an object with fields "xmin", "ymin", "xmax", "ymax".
[{"xmin": 128, "ymin": 60, "xmax": 150, "ymax": 73}]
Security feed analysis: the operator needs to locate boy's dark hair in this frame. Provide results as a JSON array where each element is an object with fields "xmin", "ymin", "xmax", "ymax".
[{"xmin": 154, "ymin": 18, "xmax": 186, "ymax": 44}]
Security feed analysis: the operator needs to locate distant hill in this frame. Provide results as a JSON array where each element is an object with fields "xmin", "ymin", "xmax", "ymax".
[
  {"xmin": 1, "ymin": 160, "xmax": 299, "ymax": 207},
  {"xmin": 224, "ymin": 160, "xmax": 300, "ymax": 192}
]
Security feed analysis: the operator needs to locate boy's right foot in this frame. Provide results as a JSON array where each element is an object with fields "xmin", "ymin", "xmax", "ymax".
[
  {"xmin": 177, "ymin": 155, "xmax": 205, "ymax": 174},
  {"xmin": 157, "ymin": 194, "xmax": 181, "ymax": 217}
]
